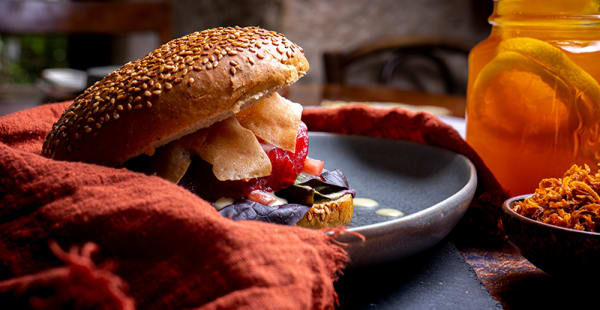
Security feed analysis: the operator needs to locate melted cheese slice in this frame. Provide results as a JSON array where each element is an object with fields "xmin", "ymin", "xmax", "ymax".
[
  {"xmin": 181, "ymin": 117, "xmax": 271, "ymax": 181},
  {"xmin": 236, "ymin": 92, "xmax": 302, "ymax": 152}
]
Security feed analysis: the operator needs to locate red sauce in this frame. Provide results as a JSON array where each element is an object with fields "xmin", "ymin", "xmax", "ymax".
[{"xmin": 180, "ymin": 122, "xmax": 309, "ymax": 200}]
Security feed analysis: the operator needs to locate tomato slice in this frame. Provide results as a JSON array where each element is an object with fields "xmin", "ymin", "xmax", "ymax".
[
  {"xmin": 248, "ymin": 190, "xmax": 278, "ymax": 205},
  {"xmin": 303, "ymin": 157, "xmax": 324, "ymax": 176}
]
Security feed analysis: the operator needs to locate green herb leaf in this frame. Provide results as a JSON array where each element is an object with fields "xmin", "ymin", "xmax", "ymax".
[{"xmin": 277, "ymin": 169, "xmax": 355, "ymax": 205}]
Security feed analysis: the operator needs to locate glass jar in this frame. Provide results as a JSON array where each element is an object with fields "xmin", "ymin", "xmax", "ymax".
[{"xmin": 466, "ymin": 0, "xmax": 600, "ymax": 196}]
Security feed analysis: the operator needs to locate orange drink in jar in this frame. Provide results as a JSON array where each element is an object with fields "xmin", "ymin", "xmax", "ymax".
[{"xmin": 466, "ymin": 0, "xmax": 600, "ymax": 196}]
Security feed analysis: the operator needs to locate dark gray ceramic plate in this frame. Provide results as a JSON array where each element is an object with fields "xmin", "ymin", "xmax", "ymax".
[{"xmin": 308, "ymin": 132, "xmax": 477, "ymax": 267}]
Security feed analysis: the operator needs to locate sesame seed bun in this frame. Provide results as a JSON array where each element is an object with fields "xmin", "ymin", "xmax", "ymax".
[
  {"xmin": 296, "ymin": 194, "xmax": 354, "ymax": 229},
  {"xmin": 42, "ymin": 26, "xmax": 309, "ymax": 166}
]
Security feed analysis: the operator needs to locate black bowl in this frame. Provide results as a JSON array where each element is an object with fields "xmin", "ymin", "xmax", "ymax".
[{"xmin": 502, "ymin": 194, "xmax": 600, "ymax": 278}]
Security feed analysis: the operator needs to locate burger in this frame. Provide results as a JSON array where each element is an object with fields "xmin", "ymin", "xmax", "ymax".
[{"xmin": 41, "ymin": 26, "xmax": 354, "ymax": 228}]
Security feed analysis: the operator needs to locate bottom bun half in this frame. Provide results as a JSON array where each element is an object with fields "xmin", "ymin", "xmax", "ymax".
[{"xmin": 296, "ymin": 194, "xmax": 354, "ymax": 229}]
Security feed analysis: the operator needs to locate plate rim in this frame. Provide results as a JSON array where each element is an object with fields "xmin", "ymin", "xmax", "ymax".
[{"xmin": 308, "ymin": 131, "xmax": 477, "ymax": 235}]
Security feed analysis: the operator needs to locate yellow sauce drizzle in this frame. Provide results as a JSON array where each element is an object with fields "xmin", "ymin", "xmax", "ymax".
[
  {"xmin": 353, "ymin": 197, "xmax": 379, "ymax": 208},
  {"xmin": 376, "ymin": 208, "xmax": 404, "ymax": 218},
  {"xmin": 213, "ymin": 197, "xmax": 234, "ymax": 210}
]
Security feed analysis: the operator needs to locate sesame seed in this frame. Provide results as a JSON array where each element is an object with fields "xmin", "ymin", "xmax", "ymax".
[{"xmin": 45, "ymin": 26, "xmax": 306, "ymax": 153}]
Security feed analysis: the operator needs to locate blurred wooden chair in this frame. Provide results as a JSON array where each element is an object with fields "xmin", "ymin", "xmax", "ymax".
[
  {"xmin": 323, "ymin": 37, "xmax": 472, "ymax": 95},
  {"xmin": 0, "ymin": 0, "xmax": 172, "ymax": 44}
]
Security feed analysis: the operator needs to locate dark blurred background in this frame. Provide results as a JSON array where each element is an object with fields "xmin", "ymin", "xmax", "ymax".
[{"xmin": 0, "ymin": 0, "xmax": 492, "ymax": 115}]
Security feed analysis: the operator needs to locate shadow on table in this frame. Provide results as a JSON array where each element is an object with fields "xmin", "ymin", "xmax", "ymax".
[
  {"xmin": 458, "ymin": 240, "xmax": 599, "ymax": 310},
  {"xmin": 482, "ymin": 265, "xmax": 598, "ymax": 310},
  {"xmin": 335, "ymin": 239, "xmax": 501, "ymax": 310}
]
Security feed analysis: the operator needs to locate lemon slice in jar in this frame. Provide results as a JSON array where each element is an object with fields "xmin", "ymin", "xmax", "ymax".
[{"xmin": 470, "ymin": 37, "xmax": 600, "ymax": 134}]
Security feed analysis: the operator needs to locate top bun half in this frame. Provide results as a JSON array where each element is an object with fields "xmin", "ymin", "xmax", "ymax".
[{"xmin": 42, "ymin": 26, "xmax": 309, "ymax": 166}]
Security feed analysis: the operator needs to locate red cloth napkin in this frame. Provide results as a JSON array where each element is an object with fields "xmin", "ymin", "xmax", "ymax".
[
  {"xmin": 0, "ymin": 102, "xmax": 505, "ymax": 309},
  {"xmin": 0, "ymin": 102, "xmax": 347, "ymax": 309}
]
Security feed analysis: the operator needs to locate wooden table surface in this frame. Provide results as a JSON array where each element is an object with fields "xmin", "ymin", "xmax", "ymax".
[{"xmin": 281, "ymin": 83, "xmax": 466, "ymax": 117}]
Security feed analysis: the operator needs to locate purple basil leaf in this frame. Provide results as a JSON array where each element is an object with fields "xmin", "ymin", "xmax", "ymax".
[
  {"xmin": 219, "ymin": 200, "xmax": 311, "ymax": 225},
  {"xmin": 320, "ymin": 169, "xmax": 350, "ymax": 189}
]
